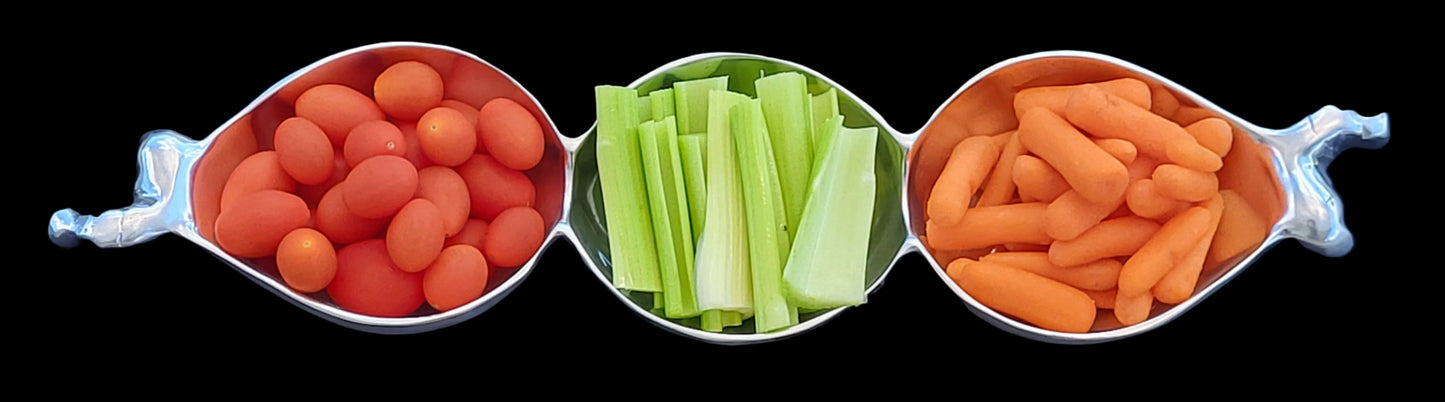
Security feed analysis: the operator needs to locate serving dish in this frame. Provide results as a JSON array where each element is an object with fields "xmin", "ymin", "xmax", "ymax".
[{"xmin": 47, "ymin": 44, "xmax": 1387, "ymax": 344}]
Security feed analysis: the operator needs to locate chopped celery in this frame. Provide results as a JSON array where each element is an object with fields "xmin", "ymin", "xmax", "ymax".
[
  {"xmin": 678, "ymin": 133, "xmax": 708, "ymax": 245},
  {"xmin": 672, "ymin": 76, "xmax": 729, "ymax": 134},
  {"xmin": 650, "ymin": 88, "xmax": 676, "ymax": 120},
  {"xmin": 722, "ymin": 310, "xmax": 743, "ymax": 327},
  {"xmin": 694, "ymin": 90, "xmax": 753, "ymax": 320},
  {"xmin": 595, "ymin": 86, "xmax": 662, "ymax": 292},
  {"xmin": 809, "ymin": 115, "xmax": 845, "ymax": 187},
  {"xmin": 637, "ymin": 95, "xmax": 652, "ymax": 124},
  {"xmin": 638, "ymin": 117, "xmax": 700, "ymax": 319},
  {"xmin": 811, "ymin": 88, "xmax": 839, "ymax": 150},
  {"xmin": 700, "ymin": 310, "xmax": 723, "ymax": 332},
  {"xmin": 701, "ymin": 309, "xmax": 747, "ymax": 332},
  {"xmin": 731, "ymin": 98, "xmax": 798, "ymax": 333},
  {"xmin": 782, "ymin": 126, "xmax": 878, "ymax": 309},
  {"xmin": 755, "ymin": 72, "xmax": 813, "ymax": 243}
]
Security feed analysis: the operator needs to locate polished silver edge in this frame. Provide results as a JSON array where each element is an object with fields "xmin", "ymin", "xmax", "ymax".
[
  {"xmin": 1259, "ymin": 106, "xmax": 1388, "ymax": 257},
  {"xmin": 914, "ymin": 50, "xmax": 1387, "ymax": 344},
  {"xmin": 569, "ymin": 52, "xmax": 913, "ymax": 345}
]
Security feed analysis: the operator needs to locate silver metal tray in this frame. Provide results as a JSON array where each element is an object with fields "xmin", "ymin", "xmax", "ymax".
[{"xmin": 47, "ymin": 42, "xmax": 1388, "ymax": 344}]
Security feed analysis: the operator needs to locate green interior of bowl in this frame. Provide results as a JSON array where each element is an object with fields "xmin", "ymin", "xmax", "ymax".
[{"xmin": 569, "ymin": 55, "xmax": 907, "ymax": 334}]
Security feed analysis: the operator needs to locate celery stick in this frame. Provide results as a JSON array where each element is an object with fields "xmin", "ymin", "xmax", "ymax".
[
  {"xmin": 637, "ymin": 95, "xmax": 652, "ymax": 124},
  {"xmin": 677, "ymin": 133, "xmax": 708, "ymax": 245},
  {"xmin": 782, "ymin": 126, "xmax": 878, "ymax": 309},
  {"xmin": 700, "ymin": 309, "xmax": 748, "ymax": 332},
  {"xmin": 658, "ymin": 117, "xmax": 699, "ymax": 318},
  {"xmin": 650, "ymin": 88, "xmax": 676, "ymax": 120},
  {"xmin": 595, "ymin": 86, "xmax": 662, "ymax": 292},
  {"xmin": 755, "ymin": 72, "xmax": 813, "ymax": 243},
  {"xmin": 694, "ymin": 90, "xmax": 753, "ymax": 319},
  {"xmin": 731, "ymin": 98, "xmax": 798, "ymax": 333},
  {"xmin": 639, "ymin": 121, "xmax": 668, "ymax": 315},
  {"xmin": 809, "ymin": 115, "xmax": 845, "ymax": 188},
  {"xmin": 638, "ymin": 117, "xmax": 701, "ymax": 319},
  {"xmin": 722, "ymin": 311, "xmax": 743, "ymax": 327},
  {"xmin": 701, "ymin": 310, "xmax": 723, "ymax": 332},
  {"xmin": 673, "ymin": 76, "xmax": 729, "ymax": 134},
  {"xmin": 811, "ymin": 88, "xmax": 839, "ymax": 149}
]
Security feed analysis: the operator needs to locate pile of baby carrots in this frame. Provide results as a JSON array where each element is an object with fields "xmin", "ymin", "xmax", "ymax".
[{"xmin": 925, "ymin": 78, "xmax": 1271, "ymax": 333}]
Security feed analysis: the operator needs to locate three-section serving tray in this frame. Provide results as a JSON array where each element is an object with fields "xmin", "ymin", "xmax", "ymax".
[{"xmin": 47, "ymin": 42, "xmax": 1389, "ymax": 344}]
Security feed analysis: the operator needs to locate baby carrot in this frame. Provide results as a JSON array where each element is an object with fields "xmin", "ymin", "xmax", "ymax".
[
  {"xmin": 980, "ymin": 251, "xmax": 1123, "ymax": 291},
  {"xmin": 1045, "ymin": 189, "xmax": 1126, "ymax": 241},
  {"xmin": 945, "ymin": 257, "xmax": 977, "ymax": 282},
  {"xmin": 1208, "ymin": 189, "xmax": 1271, "ymax": 268},
  {"xmin": 1004, "ymin": 242, "xmax": 1050, "ymax": 252},
  {"xmin": 1114, "ymin": 288, "xmax": 1154, "ymax": 326},
  {"xmin": 1106, "ymin": 203, "xmax": 1134, "ymax": 220},
  {"xmin": 1017, "ymin": 107, "xmax": 1129, "ymax": 204},
  {"xmin": 1012, "ymin": 155, "xmax": 1070, "ymax": 203},
  {"xmin": 1093, "ymin": 138, "xmax": 1138, "ymax": 165},
  {"xmin": 924, "ymin": 239, "xmax": 993, "ymax": 268},
  {"xmin": 926, "ymin": 202, "xmax": 1051, "ymax": 250},
  {"xmin": 1125, "ymin": 179, "xmax": 1190, "ymax": 221},
  {"xmin": 1216, "ymin": 130, "xmax": 1285, "ymax": 224},
  {"xmin": 1064, "ymin": 85, "xmax": 1221, "ymax": 173},
  {"xmin": 928, "ymin": 135, "xmax": 1004, "ymax": 226},
  {"xmin": 1153, "ymin": 193, "xmax": 1225, "ymax": 304},
  {"xmin": 1149, "ymin": 84, "xmax": 1180, "ymax": 119},
  {"xmin": 976, "ymin": 131, "xmax": 1023, "ymax": 207},
  {"xmin": 1170, "ymin": 106, "xmax": 1214, "ymax": 126},
  {"xmin": 913, "ymin": 116, "xmax": 968, "ymax": 209},
  {"xmin": 1185, "ymin": 117, "xmax": 1234, "ymax": 157},
  {"xmin": 1084, "ymin": 288, "xmax": 1117, "ymax": 309},
  {"xmin": 1117, "ymin": 206, "xmax": 1212, "ymax": 297},
  {"xmin": 1048, "ymin": 216, "xmax": 1161, "ymax": 267},
  {"xmin": 1127, "ymin": 155, "xmax": 1162, "ymax": 182},
  {"xmin": 1012, "ymin": 78, "xmax": 1151, "ymax": 119},
  {"xmin": 1153, "ymin": 164, "xmax": 1219, "ymax": 202},
  {"xmin": 1165, "ymin": 136, "xmax": 1225, "ymax": 174},
  {"xmin": 953, "ymin": 260, "xmax": 1096, "ymax": 333}
]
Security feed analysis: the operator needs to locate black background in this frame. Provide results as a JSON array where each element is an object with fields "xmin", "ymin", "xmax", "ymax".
[{"xmin": 19, "ymin": 15, "xmax": 1427, "ymax": 384}]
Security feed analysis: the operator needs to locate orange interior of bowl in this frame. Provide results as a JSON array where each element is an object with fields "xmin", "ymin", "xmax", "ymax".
[
  {"xmin": 191, "ymin": 45, "xmax": 566, "ymax": 308},
  {"xmin": 908, "ymin": 55, "xmax": 1286, "ymax": 331}
]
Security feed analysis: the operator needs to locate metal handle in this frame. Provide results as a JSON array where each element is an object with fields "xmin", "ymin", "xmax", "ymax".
[
  {"xmin": 49, "ymin": 129, "xmax": 204, "ymax": 248},
  {"xmin": 1260, "ymin": 105, "xmax": 1389, "ymax": 257}
]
